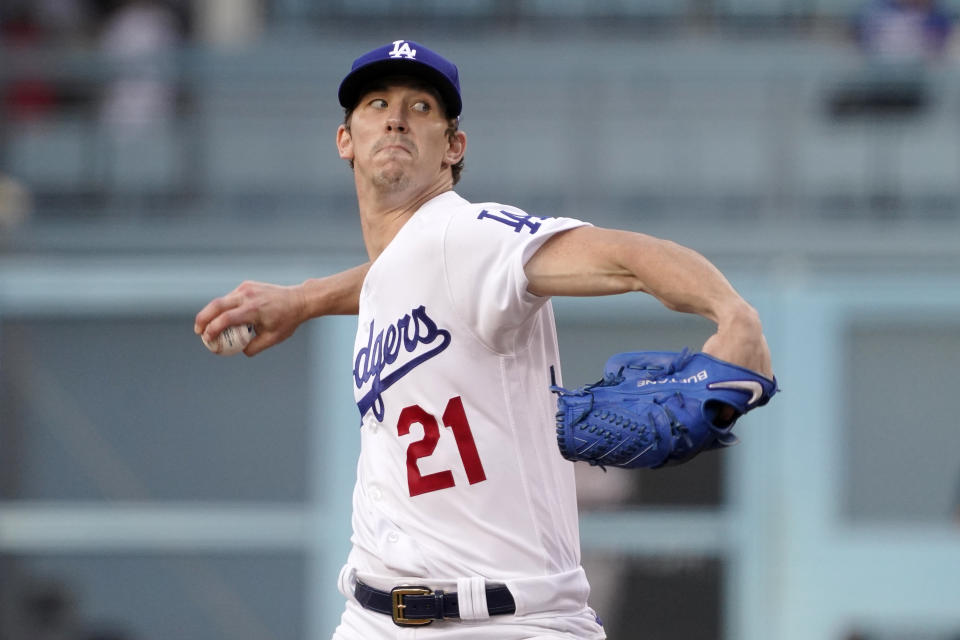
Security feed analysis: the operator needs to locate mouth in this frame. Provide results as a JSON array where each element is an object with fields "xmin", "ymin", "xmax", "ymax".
[{"xmin": 375, "ymin": 140, "xmax": 414, "ymax": 156}]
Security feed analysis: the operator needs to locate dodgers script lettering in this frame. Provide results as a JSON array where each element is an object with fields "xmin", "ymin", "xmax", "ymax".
[{"xmin": 354, "ymin": 305, "xmax": 451, "ymax": 421}]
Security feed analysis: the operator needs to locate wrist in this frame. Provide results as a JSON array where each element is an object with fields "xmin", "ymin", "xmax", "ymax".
[
  {"xmin": 291, "ymin": 282, "xmax": 310, "ymax": 323},
  {"xmin": 299, "ymin": 264, "xmax": 368, "ymax": 319},
  {"xmin": 298, "ymin": 278, "xmax": 327, "ymax": 320},
  {"xmin": 299, "ymin": 272, "xmax": 361, "ymax": 317}
]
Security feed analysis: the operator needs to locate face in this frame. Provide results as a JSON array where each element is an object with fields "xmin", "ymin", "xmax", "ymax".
[{"xmin": 336, "ymin": 78, "xmax": 465, "ymax": 194}]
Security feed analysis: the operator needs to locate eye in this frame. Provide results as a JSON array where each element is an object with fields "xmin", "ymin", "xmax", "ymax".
[
  {"xmin": 369, "ymin": 98, "xmax": 387, "ymax": 109},
  {"xmin": 411, "ymin": 100, "xmax": 431, "ymax": 113}
]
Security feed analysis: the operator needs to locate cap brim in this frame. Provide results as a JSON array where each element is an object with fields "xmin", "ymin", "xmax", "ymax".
[{"xmin": 338, "ymin": 58, "xmax": 462, "ymax": 118}]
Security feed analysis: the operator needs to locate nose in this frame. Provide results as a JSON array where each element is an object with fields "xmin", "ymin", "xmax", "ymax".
[
  {"xmin": 385, "ymin": 117, "xmax": 407, "ymax": 133},
  {"xmin": 384, "ymin": 103, "xmax": 408, "ymax": 133}
]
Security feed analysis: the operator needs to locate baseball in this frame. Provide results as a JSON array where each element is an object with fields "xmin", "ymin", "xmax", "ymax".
[{"xmin": 203, "ymin": 324, "xmax": 255, "ymax": 356}]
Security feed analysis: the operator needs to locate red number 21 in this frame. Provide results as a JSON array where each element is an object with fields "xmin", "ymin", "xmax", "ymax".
[{"xmin": 396, "ymin": 396, "xmax": 487, "ymax": 497}]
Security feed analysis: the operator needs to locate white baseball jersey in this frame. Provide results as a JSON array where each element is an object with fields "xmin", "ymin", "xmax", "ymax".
[{"xmin": 345, "ymin": 190, "xmax": 591, "ymax": 603}]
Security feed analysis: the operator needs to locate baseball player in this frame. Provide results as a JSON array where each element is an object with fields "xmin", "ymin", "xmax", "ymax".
[{"xmin": 195, "ymin": 40, "xmax": 773, "ymax": 639}]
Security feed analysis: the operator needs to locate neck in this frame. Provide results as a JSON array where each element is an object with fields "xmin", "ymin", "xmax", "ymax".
[{"xmin": 355, "ymin": 178, "xmax": 453, "ymax": 261}]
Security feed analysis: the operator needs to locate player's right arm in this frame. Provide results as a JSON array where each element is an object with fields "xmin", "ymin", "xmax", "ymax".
[{"xmin": 194, "ymin": 262, "xmax": 370, "ymax": 356}]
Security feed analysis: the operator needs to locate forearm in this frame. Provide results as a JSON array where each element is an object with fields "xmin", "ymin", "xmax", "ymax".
[
  {"xmin": 299, "ymin": 262, "xmax": 371, "ymax": 318},
  {"xmin": 619, "ymin": 234, "xmax": 771, "ymax": 375},
  {"xmin": 619, "ymin": 234, "xmax": 752, "ymax": 326},
  {"xmin": 526, "ymin": 227, "xmax": 770, "ymax": 374}
]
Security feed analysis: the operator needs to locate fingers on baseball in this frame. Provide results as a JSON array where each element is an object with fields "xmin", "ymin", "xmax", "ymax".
[
  {"xmin": 206, "ymin": 318, "xmax": 246, "ymax": 346},
  {"xmin": 195, "ymin": 293, "xmax": 244, "ymax": 335},
  {"xmin": 203, "ymin": 305, "xmax": 255, "ymax": 344}
]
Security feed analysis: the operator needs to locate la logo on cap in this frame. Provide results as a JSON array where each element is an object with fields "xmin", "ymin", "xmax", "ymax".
[{"xmin": 388, "ymin": 40, "xmax": 417, "ymax": 59}]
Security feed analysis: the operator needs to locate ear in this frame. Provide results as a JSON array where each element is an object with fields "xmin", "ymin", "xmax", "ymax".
[
  {"xmin": 336, "ymin": 124, "xmax": 354, "ymax": 161},
  {"xmin": 444, "ymin": 130, "xmax": 467, "ymax": 166}
]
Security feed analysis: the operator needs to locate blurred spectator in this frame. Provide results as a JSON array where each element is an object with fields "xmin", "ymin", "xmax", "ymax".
[
  {"xmin": 1, "ymin": 1, "xmax": 96, "ymax": 120},
  {"xmin": 854, "ymin": 0, "xmax": 953, "ymax": 63},
  {"xmin": 1, "ymin": 6, "xmax": 58, "ymax": 121},
  {"xmin": 828, "ymin": 1, "xmax": 953, "ymax": 123},
  {"xmin": 1, "ymin": 0, "xmax": 88, "ymax": 45},
  {"xmin": 98, "ymin": 0, "xmax": 182, "ymax": 132}
]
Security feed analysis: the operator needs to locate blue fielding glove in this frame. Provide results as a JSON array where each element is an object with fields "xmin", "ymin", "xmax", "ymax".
[{"xmin": 552, "ymin": 349, "xmax": 778, "ymax": 469}]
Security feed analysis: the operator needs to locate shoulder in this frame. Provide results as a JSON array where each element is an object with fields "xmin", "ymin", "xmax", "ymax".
[
  {"xmin": 417, "ymin": 193, "xmax": 535, "ymax": 242},
  {"xmin": 420, "ymin": 192, "xmax": 529, "ymax": 221},
  {"xmin": 447, "ymin": 197, "xmax": 561, "ymax": 238},
  {"xmin": 426, "ymin": 191, "xmax": 591, "ymax": 247}
]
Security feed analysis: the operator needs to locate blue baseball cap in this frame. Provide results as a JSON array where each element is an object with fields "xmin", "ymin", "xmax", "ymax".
[{"xmin": 338, "ymin": 40, "xmax": 462, "ymax": 118}]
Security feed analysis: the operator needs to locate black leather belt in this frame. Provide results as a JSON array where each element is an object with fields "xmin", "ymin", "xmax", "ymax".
[{"xmin": 354, "ymin": 579, "xmax": 516, "ymax": 626}]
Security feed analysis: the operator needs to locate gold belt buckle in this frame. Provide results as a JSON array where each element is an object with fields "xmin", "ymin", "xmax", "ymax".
[{"xmin": 391, "ymin": 586, "xmax": 433, "ymax": 626}]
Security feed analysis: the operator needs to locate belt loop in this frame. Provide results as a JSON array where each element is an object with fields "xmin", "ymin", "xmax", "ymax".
[
  {"xmin": 434, "ymin": 589, "xmax": 446, "ymax": 619},
  {"xmin": 455, "ymin": 577, "xmax": 490, "ymax": 621},
  {"xmin": 338, "ymin": 565, "xmax": 358, "ymax": 601}
]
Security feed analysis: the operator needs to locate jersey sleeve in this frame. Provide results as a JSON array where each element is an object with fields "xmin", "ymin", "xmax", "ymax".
[{"xmin": 441, "ymin": 204, "xmax": 590, "ymax": 354}]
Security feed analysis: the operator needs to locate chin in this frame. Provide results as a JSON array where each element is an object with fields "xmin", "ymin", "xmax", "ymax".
[{"xmin": 372, "ymin": 170, "xmax": 410, "ymax": 191}]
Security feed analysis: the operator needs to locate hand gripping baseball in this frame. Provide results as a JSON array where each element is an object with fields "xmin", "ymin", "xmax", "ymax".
[
  {"xmin": 195, "ymin": 281, "xmax": 307, "ymax": 357},
  {"xmin": 551, "ymin": 349, "xmax": 778, "ymax": 469}
]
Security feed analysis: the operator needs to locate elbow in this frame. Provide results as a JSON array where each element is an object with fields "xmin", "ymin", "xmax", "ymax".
[{"xmin": 719, "ymin": 299, "xmax": 762, "ymax": 331}]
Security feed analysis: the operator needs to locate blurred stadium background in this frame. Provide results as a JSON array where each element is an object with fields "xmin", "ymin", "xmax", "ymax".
[{"xmin": 1, "ymin": 1, "xmax": 959, "ymax": 639}]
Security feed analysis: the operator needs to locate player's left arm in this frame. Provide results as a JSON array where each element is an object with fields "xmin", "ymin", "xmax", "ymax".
[{"xmin": 524, "ymin": 226, "xmax": 772, "ymax": 378}]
